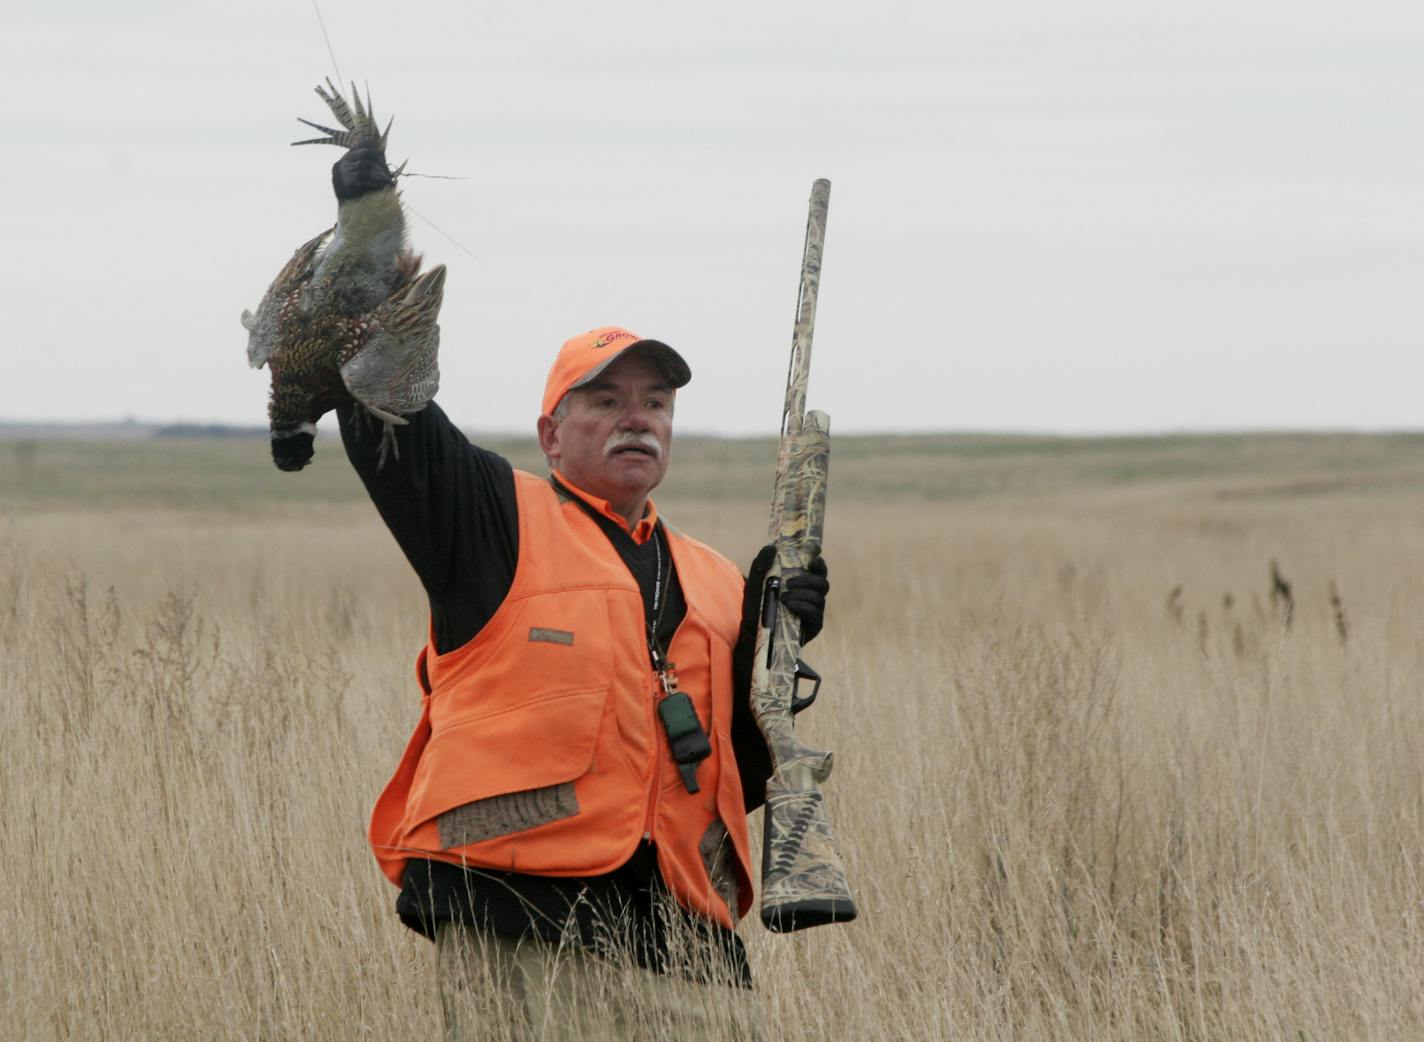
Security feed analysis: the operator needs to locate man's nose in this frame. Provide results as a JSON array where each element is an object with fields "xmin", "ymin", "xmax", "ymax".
[{"xmin": 617, "ymin": 404, "xmax": 652, "ymax": 431}]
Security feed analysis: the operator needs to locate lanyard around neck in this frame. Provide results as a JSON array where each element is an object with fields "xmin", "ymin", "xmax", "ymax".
[
  {"xmin": 546, "ymin": 475, "xmax": 708, "ymax": 792},
  {"xmin": 549, "ymin": 474, "xmax": 668, "ymax": 659}
]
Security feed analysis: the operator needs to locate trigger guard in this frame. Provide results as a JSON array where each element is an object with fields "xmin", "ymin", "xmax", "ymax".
[{"xmin": 791, "ymin": 658, "xmax": 821, "ymax": 713}]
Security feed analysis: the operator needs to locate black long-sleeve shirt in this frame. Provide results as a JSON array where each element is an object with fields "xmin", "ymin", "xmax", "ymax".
[{"xmin": 338, "ymin": 402, "xmax": 769, "ymax": 985}]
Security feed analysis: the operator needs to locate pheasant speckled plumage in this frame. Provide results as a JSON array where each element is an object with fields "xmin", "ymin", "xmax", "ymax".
[{"xmin": 242, "ymin": 80, "xmax": 445, "ymax": 471}]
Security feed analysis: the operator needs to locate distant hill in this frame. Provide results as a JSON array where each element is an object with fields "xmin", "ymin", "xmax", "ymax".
[
  {"xmin": 0, "ymin": 420, "xmax": 529, "ymax": 441},
  {"xmin": 0, "ymin": 421, "xmax": 270, "ymax": 440},
  {"xmin": 0, "ymin": 420, "xmax": 280, "ymax": 440},
  {"xmin": 152, "ymin": 423, "xmax": 268, "ymax": 440},
  {"xmin": 0, "ymin": 420, "xmax": 163, "ymax": 441}
]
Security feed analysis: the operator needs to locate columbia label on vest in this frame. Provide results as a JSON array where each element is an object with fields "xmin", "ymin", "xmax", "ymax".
[{"xmin": 528, "ymin": 627, "xmax": 575, "ymax": 646}]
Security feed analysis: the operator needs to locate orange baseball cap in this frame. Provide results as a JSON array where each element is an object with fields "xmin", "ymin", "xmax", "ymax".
[{"xmin": 542, "ymin": 325, "xmax": 692, "ymax": 416}]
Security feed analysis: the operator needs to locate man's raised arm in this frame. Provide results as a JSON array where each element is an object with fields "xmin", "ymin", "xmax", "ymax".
[{"xmin": 335, "ymin": 401, "xmax": 519, "ymax": 656}]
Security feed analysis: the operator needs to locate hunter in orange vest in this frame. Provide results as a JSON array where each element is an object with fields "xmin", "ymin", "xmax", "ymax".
[
  {"xmin": 340, "ymin": 323, "xmax": 830, "ymax": 1038},
  {"xmin": 369, "ymin": 463, "xmax": 757, "ymax": 927}
]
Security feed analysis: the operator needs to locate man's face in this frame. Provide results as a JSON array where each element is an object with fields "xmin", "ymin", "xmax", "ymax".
[{"xmin": 538, "ymin": 352, "xmax": 675, "ymax": 517}]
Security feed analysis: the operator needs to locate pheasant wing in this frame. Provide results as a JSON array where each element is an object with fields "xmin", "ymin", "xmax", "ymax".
[
  {"xmin": 339, "ymin": 265, "xmax": 446, "ymax": 423},
  {"xmin": 241, "ymin": 228, "xmax": 332, "ymax": 368}
]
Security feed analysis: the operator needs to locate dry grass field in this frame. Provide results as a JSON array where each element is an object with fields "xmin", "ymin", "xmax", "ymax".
[{"xmin": 5, "ymin": 429, "xmax": 1424, "ymax": 1040}]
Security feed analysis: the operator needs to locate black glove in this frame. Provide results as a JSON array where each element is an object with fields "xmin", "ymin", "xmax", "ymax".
[
  {"xmin": 781, "ymin": 554, "xmax": 829, "ymax": 643},
  {"xmin": 729, "ymin": 547, "xmax": 831, "ymax": 808},
  {"xmin": 332, "ymin": 144, "xmax": 393, "ymax": 202},
  {"xmin": 739, "ymin": 545, "xmax": 830, "ymax": 646},
  {"xmin": 731, "ymin": 544, "xmax": 830, "ymax": 727}
]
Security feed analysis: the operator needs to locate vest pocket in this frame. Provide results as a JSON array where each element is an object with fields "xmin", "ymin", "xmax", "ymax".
[
  {"xmin": 405, "ymin": 684, "xmax": 610, "ymax": 844},
  {"xmin": 437, "ymin": 782, "xmax": 579, "ymax": 848}
]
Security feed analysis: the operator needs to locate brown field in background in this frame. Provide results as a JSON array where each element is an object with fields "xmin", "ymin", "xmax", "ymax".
[{"xmin": 5, "ymin": 430, "xmax": 1424, "ymax": 1040}]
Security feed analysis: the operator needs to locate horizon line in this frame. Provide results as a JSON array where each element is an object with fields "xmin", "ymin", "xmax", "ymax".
[{"xmin": 3, "ymin": 418, "xmax": 1423, "ymax": 441}]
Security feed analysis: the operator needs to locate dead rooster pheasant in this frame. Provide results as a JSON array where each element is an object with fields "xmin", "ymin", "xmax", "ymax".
[{"xmin": 242, "ymin": 80, "xmax": 445, "ymax": 470}]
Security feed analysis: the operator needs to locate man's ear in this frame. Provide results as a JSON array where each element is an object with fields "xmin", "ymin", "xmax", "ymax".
[{"xmin": 536, "ymin": 413, "xmax": 560, "ymax": 463}]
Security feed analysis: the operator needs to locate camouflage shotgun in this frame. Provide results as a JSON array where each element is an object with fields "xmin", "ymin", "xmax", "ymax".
[{"xmin": 751, "ymin": 179, "xmax": 859, "ymax": 932}]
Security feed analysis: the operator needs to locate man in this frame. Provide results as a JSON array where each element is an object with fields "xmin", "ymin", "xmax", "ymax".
[{"xmin": 328, "ymin": 151, "xmax": 830, "ymax": 1040}]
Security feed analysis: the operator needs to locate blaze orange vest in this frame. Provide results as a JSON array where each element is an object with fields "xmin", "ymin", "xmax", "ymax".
[{"xmin": 368, "ymin": 471, "xmax": 755, "ymax": 928}]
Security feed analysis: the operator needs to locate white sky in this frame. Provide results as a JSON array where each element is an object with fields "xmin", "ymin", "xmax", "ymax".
[{"xmin": 2, "ymin": 0, "xmax": 1420, "ymax": 435}]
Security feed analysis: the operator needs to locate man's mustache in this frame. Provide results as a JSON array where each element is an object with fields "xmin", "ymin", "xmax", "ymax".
[{"xmin": 604, "ymin": 431, "xmax": 664, "ymax": 460}]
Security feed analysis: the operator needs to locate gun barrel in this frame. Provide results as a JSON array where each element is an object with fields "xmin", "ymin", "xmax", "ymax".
[
  {"xmin": 781, "ymin": 179, "xmax": 831, "ymax": 438},
  {"xmin": 769, "ymin": 180, "xmax": 831, "ymax": 543}
]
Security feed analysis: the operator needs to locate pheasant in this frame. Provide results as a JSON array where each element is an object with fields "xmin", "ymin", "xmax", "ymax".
[{"xmin": 242, "ymin": 80, "xmax": 445, "ymax": 471}]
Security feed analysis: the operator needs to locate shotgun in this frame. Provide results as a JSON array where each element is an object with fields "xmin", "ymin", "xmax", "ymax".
[{"xmin": 751, "ymin": 179, "xmax": 858, "ymax": 932}]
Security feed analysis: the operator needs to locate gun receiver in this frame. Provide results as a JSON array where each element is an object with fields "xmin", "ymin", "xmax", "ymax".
[{"xmin": 751, "ymin": 179, "xmax": 858, "ymax": 932}]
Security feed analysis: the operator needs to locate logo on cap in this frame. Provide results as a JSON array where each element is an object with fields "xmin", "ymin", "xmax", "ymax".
[{"xmin": 590, "ymin": 331, "xmax": 636, "ymax": 350}]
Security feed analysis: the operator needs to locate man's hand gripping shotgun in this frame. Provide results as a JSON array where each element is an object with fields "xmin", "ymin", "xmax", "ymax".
[{"xmin": 751, "ymin": 179, "xmax": 859, "ymax": 932}]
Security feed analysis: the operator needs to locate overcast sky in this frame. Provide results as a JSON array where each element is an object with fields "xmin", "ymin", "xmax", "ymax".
[{"xmin": 2, "ymin": 0, "xmax": 1420, "ymax": 435}]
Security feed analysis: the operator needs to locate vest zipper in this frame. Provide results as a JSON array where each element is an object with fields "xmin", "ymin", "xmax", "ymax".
[{"xmin": 643, "ymin": 668, "xmax": 662, "ymax": 841}]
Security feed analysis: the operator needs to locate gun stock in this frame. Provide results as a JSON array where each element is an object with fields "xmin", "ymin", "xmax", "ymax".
[{"xmin": 750, "ymin": 180, "xmax": 858, "ymax": 932}]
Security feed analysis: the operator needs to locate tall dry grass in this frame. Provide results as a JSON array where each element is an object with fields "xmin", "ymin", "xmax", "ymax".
[{"xmin": 4, "ymin": 434, "xmax": 1424, "ymax": 1039}]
